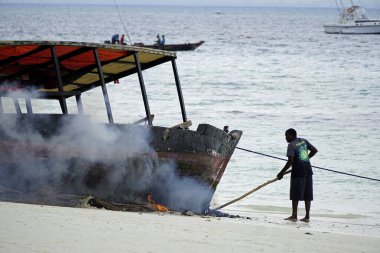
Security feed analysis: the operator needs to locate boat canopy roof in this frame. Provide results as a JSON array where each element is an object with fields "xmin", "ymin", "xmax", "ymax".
[{"xmin": 0, "ymin": 41, "xmax": 176, "ymax": 99}]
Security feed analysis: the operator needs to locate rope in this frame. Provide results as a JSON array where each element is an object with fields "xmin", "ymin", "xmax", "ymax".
[
  {"xmin": 213, "ymin": 146, "xmax": 379, "ymax": 211},
  {"xmin": 213, "ymin": 170, "xmax": 291, "ymax": 211},
  {"xmin": 236, "ymin": 147, "xmax": 380, "ymax": 182},
  {"xmin": 113, "ymin": 0, "xmax": 133, "ymax": 45}
]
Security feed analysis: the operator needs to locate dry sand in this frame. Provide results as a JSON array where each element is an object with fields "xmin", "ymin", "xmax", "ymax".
[{"xmin": 1, "ymin": 201, "xmax": 379, "ymax": 253}]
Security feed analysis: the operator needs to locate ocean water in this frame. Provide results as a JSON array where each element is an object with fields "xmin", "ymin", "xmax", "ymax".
[{"xmin": 1, "ymin": 4, "xmax": 380, "ymax": 228}]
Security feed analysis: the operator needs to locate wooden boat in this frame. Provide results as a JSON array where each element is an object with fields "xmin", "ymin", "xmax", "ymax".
[
  {"xmin": 105, "ymin": 40, "xmax": 205, "ymax": 51},
  {"xmin": 134, "ymin": 40, "xmax": 205, "ymax": 51},
  {"xmin": 0, "ymin": 41, "xmax": 241, "ymax": 213}
]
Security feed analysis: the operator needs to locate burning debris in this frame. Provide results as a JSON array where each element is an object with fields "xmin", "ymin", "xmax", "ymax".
[
  {"xmin": 0, "ymin": 184, "xmax": 84, "ymax": 207},
  {"xmin": 147, "ymin": 193, "xmax": 169, "ymax": 212},
  {"xmin": 83, "ymin": 196, "xmax": 161, "ymax": 213},
  {"xmin": 0, "ymin": 183, "xmax": 248, "ymax": 219},
  {"xmin": 0, "ymin": 185, "xmax": 165, "ymax": 213},
  {"xmin": 202, "ymin": 208, "xmax": 250, "ymax": 219}
]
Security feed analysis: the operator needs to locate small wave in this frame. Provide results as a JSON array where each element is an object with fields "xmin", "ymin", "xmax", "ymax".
[
  {"xmin": 230, "ymin": 204, "xmax": 373, "ymax": 221},
  {"xmin": 243, "ymin": 204, "xmax": 290, "ymax": 214},
  {"xmin": 315, "ymin": 213, "xmax": 370, "ymax": 220}
]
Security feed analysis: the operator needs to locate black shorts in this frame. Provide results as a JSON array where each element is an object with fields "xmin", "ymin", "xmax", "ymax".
[{"xmin": 290, "ymin": 175, "xmax": 313, "ymax": 201}]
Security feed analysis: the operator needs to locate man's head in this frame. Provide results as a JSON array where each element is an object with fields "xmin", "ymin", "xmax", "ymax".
[{"xmin": 285, "ymin": 128, "xmax": 297, "ymax": 143}]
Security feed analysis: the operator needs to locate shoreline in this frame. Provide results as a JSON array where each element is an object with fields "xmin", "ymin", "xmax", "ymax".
[
  {"xmin": 230, "ymin": 209, "xmax": 380, "ymax": 238},
  {"xmin": 220, "ymin": 206, "xmax": 380, "ymax": 238},
  {"xmin": 1, "ymin": 201, "xmax": 379, "ymax": 253}
]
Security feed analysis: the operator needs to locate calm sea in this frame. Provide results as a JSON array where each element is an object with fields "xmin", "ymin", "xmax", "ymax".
[{"xmin": 1, "ymin": 4, "xmax": 380, "ymax": 228}]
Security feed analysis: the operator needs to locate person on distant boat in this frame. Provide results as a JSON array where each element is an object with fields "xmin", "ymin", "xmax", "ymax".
[
  {"xmin": 161, "ymin": 34, "xmax": 165, "ymax": 45},
  {"xmin": 111, "ymin": 34, "xmax": 119, "ymax": 44},
  {"xmin": 120, "ymin": 34, "xmax": 126, "ymax": 45},
  {"xmin": 276, "ymin": 128, "xmax": 318, "ymax": 223},
  {"xmin": 155, "ymin": 34, "xmax": 161, "ymax": 45}
]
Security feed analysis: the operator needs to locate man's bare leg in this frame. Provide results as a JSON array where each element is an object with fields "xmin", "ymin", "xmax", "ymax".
[
  {"xmin": 300, "ymin": 201, "xmax": 311, "ymax": 222},
  {"xmin": 285, "ymin": 200, "xmax": 298, "ymax": 221}
]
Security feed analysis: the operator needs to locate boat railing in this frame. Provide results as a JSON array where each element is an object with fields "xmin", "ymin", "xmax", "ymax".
[
  {"xmin": 171, "ymin": 120, "xmax": 192, "ymax": 129},
  {"xmin": 339, "ymin": 5, "xmax": 369, "ymax": 23},
  {"xmin": 132, "ymin": 114, "xmax": 155, "ymax": 125}
]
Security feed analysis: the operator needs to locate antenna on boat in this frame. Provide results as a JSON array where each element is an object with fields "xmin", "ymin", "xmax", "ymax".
[
  {"xmin": 334, "ymin": 0, "xmax": 342, "ymax": 13},
  {"xmin": 113, "ymin": 0, "xmax": 133, "ymax": 45}
]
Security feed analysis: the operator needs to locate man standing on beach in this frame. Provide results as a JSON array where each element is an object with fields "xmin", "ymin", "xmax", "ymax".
[{"xmin": 277, "ymin": 128, "xmax": 318, "ymax": 222}]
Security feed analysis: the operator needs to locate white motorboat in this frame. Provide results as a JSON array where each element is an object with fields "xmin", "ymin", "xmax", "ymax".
[{"xmin": 324, "ymin": 0, "xmax": 380, "ymax": 34}]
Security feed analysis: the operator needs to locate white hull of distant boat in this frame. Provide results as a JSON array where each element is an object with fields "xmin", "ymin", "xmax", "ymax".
[
  {"xmin": 324, "ymin": 22, "xmax": 380, "ymax": 34},
  {"xmin": 324, "ymin": 0, "xmax": 380, "ymax": 34}
]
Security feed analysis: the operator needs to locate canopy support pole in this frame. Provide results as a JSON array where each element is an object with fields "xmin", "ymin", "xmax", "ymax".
[
  {"xmin": 133, "ymin": 52, "xmax": 152, "ymax": 125},
  {"xmin": 50, "ymin": 46, "xmax": 68, "ymax": 114},
  {"xmin": 26, "ymin": 98, "xmax": 33, "ymax": 114},
  {"xmin": 75, "ymin": 94, "xmax": 84, "ymax": 114},
  {"xmin": 93, "ymin": 48, "xmax": 114, "ymax": 124},
  {"xmin": 171, "ymin": 59, "xmax": 187, "ymax": 122},
  {"xmin": 12, "ymin": 98, "xmax": 21, "ymax": 114}
]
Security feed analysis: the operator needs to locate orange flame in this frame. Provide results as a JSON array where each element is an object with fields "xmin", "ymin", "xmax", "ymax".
[{"xmin": 147, "ymin": 193, "xmax": 169, "ymax": 212}]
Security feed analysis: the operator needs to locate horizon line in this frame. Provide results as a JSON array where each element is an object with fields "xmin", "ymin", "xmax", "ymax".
[{"xmin": 3, "ymin": 2, "xmax": 380, "ymax": 9}]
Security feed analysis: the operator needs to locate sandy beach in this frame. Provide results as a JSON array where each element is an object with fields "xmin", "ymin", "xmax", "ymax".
[{"xmin": 0, "ymin": 201, "xmax": 379, "ymax": 253}]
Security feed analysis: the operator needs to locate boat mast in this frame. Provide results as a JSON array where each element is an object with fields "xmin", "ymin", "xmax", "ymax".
[
  {"xmin": 113, "ymin": 0, "xmax": 133, "ymax": 45},
  {"xmin": 335, "ymin": 0, "xmax": 342, "ymax": 12}
]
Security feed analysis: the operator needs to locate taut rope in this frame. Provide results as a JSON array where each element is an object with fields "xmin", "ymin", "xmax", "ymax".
[
  {"xmin": 213, "ymin": 170, "xmax": 291, "ymax": 211},
  {"xmin": 236, "ymin": 147, "xmax": 380, "ymax": 182}
]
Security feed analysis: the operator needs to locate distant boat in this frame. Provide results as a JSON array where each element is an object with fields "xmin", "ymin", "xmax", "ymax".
[
  {"xmin": 133, "ymin": 40, "xmax": 205, "ymax": 51},
  {"xmin": 323, "ymin": 0, "xmax": 380, "ymax": 34},
  {"xmin": 104, "ymin": 40, "xmax": 205, "ymax": 51}
]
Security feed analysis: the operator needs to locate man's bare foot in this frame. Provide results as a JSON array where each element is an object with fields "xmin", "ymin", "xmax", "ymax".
[
  {"xmin": 284, "ymin": 216, "xmax": 298, "ymax": 221},
  {"xmin": 300, "ymin": 217, "xmax": 310, "ymax": 223}
]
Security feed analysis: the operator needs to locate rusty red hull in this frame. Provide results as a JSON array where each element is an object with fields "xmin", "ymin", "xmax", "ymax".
[{"xmin": 157, "ymin": 152, "xmax": 229, "ymax": 190}]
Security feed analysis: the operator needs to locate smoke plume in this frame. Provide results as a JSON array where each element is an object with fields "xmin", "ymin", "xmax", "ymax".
[{"xmin": 0, "ymin": 91, "xmax": 212, "ymax": 213}]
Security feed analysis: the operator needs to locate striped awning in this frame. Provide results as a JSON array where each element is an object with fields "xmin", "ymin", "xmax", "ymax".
[{"xmin": 0, "ymin": 41, "xmax": 176, "ymax": 99}]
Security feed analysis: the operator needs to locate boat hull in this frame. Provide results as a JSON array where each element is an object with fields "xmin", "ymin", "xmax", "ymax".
[
  {"xmin": 324, "ymin": 24, "xmax": 380, "ymax": 34},
  {"xmin": 0, "ymin": 114, "xmax": 241, "ymax": 212},
  {"xmin": 134, "ymin": 41, "xmax": 205, "ymax": 51}
]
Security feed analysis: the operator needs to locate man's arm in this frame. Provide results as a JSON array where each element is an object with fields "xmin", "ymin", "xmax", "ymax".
[
  {"xmin": 277, "ymin": 156, "xmax": 294, "ymax": 180},
  {"xmin": 308, "ymin": 144, "xmax": 318, "ymax": 159}
]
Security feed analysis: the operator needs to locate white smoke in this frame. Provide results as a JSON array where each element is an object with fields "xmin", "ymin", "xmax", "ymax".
[{"xmin": 0, "ymin": 90, "xmax": 212, "ymax": 213}]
